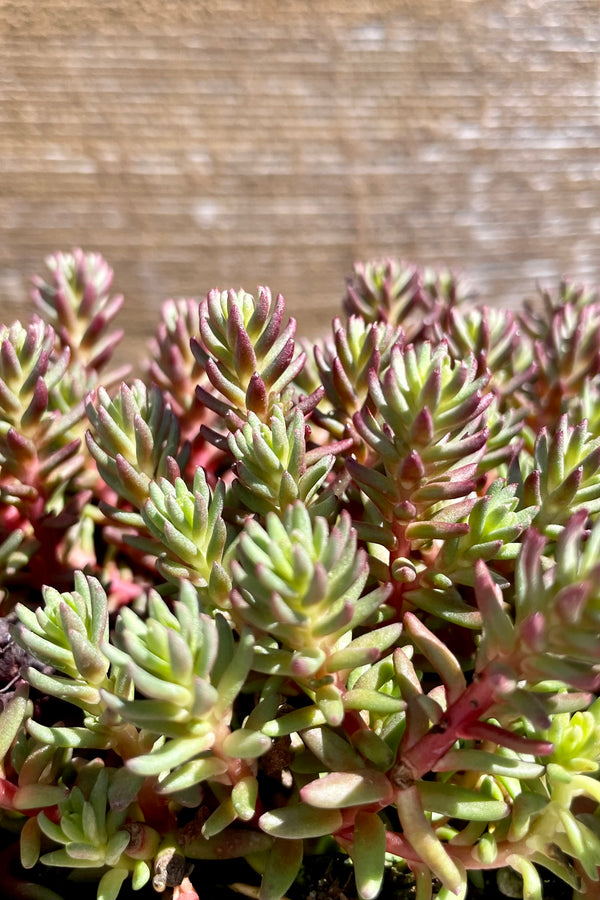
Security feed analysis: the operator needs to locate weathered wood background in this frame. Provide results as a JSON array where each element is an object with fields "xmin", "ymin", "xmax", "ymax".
[{"xmin": 1, "ymin": 0, "xmax": 599, "ymax": 365}]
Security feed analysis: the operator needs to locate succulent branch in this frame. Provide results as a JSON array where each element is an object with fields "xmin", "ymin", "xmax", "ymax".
[
  {"xmin": 343, "ymin": 259, "xmax": 431, "ymax": 340},
  {"xmin": 312, "ymin": 315, "xmax": 401, "ymax": 447},
  {"xmin": 519, "ymin": 279, "xmax": 600, "ymax": 429},
  {"xmin": 2, "ymin": 252, "xmax": 600, "ymax": 900},
  {"xmin": 227, "ymin": 405, "xmax": 352, "ymax": 520},
  {"xmin": 85, "ymin": 379, "xmax": 183, "ymax": 510},
  {"xmin": 131, "ymin": 468, "xmax": 231, "ymax": 600},
  {"xmin": 441, "ymin": 305, "xmax": 536, "ymax": 407},
  {"xmin": 31, "ymin": 248, "xmax": 125, "ymax": 374},
  {"xmin": 190, "ymin": 287, "xmax": 312, "ymax": 442},
  {"xmin": 0, "ymin": 319, "xmax": 91, "ymax": 597}
]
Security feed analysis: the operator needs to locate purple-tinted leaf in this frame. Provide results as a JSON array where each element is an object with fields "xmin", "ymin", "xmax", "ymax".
[{"xmin": 301, "ymin": 769, "xmax": 393, "ymax": 809}]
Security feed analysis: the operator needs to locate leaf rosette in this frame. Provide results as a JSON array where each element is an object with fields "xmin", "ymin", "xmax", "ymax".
[
  {"xmin": 343, "ymin": 259, "xmax": 431, "ymax": 340},
  {"xmin": 85, "ymin": 379, "xmax": 182, "ymax": 509},
  {"xmin": 13, "ymin": 571, "xmax": 111, "ymax": 715},
  {"xmin": 191, "ymin": 287, "xmax": 309, "ymax": 437},
  {"xmin": 227, "ymin": 405, "xmax": 350, "ymax": 520},
  {"xmin": 348, "ymin": 341, "xmax": 491, "ymax": 552},
  {"xmin": 128, "ymin": 467, "xmax": 230, "ymax": 603},
  {"xmin": 230, "ymin": 503, "xmax": 393, "ymax": 726},
  {"xmin": 32, "ymin": 763, "xmax": 160, "ymax": 900},
  {"xmin": 0, "ymin": 318, "xmax": 84, "ymax": 511},
  {"xmin": 101, "ymin": 582, "xmax": 269, "ymax": 794},
  {"xmin": 32, "ymin": 248, "xmax": 125, "ymax": 374},
  {"xmin": 313, "ymin": 315, "xmax": 401, "ymax": 442}
]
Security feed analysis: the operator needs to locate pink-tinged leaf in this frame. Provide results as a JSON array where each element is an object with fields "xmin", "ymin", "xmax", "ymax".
[
  {"xmin": 296, "ymin": 386, "xmax": 325, "ymax": 417},
  {"xmin": 523, "ymin": 653, "xmax": 600, "ymax": 692},
  {"xmin": 554, "ymin": 583, "xmax": 588, "ymax": 626},
  {"xmin": 262, "ymin": 335, "xmax": 295, "ymax": 385},
  {"xmin": 517, "ymin": 611, "xmax": 546, "ymax": 653},
  {"xmin": 403, "ymin": 612, "xmax": 466, "ymax": 704},
  {"xmin": 259, "ymin": 803, "xmax": 343, "ymax": 839},
  {"xmin": 263, "ymin": 319, "xmax": 298, "ymax": 377},
  {"xmin": 0, "ymin": 778, "xmax": 17, "ymax": 810},
  {"xmin": 395, "ymin": 785, "xmax": 462, "ymax": 893},
  {"xmin": 254, "ymin": 290, "xmax": 285, "ymax": 355},
  {"xmin": 523, "ymin": 468, "xmax": 542, "ymax": 507},
  {"xmin": 422, "ymin": 364, "xmax": 443, "ymax": 407},
  {"xmin": 411, "ymin": 478, "xmax": 477, "ymax": 506},
  {"xmin": 399, "ymin": 450, "xmax": 425, "ymax": 489},
  {"xmin": 246, "ymin": 372, "xmax": 269, "ymax": 418},
  {"xmin": 13, "ymin": 784, "xmax": 68, "ymax": 811},
  {"xmin": 1, "ymin": 336, "xmax": 21, "ymax": 380},
  {"xmin": 300, "ymin": 769, "xmax": 393, "ymax": 809},
  {"xmin": 405, "ymin": 520, "xmax": 469, "ymax": 540},
  {"xmin": 290, "ymin": 648, "xmax": 326, "ymax": 678},
  {"xmin": 315, "ymin": 683, "xmax": 344, "ymax": 726},
  {"xmin": 21, "ymin": 376, "xmax": 48, "ymax": 427},
  {"xmin": 305, "ymin": 436, "xmax": 355, "ymax": 466},
  {"xmin": 248, "ymin": 285, "xmax": 271, "ymax": 335},
  {"xmin": 410, "ymin": 407, "xmax": 435, "ymax": 445},
  {"xmin": 329, "ymin": 354, "xmax": 358, "ymax": 407},
  {"xmin": 173, "ymin": 877, "xmax": 200, "ymax": 900},
  {"xmin": 205, "ymin": 357, "xmax": 245, "ymax": 406},
  {"xmin": 6, "ymin": 427, "xmax": 35, "ymax": 458},
  {"xmin": 474, "ymin": 558, "xmax": 515, "ymax": 659},
  {"xmin": 229, "ymin": 306, "xmax": 257, "ymax": 379},
  {"xmin": 393, "ymin": 647, "xmax": 422, "ymax": 699}
]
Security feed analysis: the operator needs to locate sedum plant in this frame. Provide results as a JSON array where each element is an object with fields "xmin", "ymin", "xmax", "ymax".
[{"xmin": 0, "ymin": 252, "xmax": 600, "ymax": 900}]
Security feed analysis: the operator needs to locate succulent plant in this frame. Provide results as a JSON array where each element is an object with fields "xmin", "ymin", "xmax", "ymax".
[
  {"xmin": 31, "ymin": 248, "xmax": 124, "ymax": 375},
  {"xmin": 1, "ymin": 249, "xmax": 600, "ymax": 900}
]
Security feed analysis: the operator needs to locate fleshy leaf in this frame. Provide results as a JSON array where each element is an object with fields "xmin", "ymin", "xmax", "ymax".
[
  {"xmin": 258, "ymin": 804, "xmax": 343, "ymax": 839},
  {"xmin": 352, "ymin": 811, "xmax": 386, "ymax": 900},
  {"xmin": 300, "ymin": 769, "xmax": 393, "ymax": 809}
]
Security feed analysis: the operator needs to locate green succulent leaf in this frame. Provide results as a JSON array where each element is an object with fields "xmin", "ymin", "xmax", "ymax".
[
  {"xmin": 191, "ymin": 286, "xmax": 308, "ymax": 434},
  {"xmin": 132, "ymin": 469, "xmax": 230, "ymax": 595},
  {"xmin": 231, "ymin": 504, "xmax": 386, "ymax": 691},
  {"xmin": 352, "ymin": 811, "xmax": 386, "ymax": 900},
  {"xmin": 258, "ymin": 803, "xmax": 343, "ymax": 839},
  {"xmin": 86, "ymin": 379, "xmax": 182, "ymax": 508},
  {"xmin": 32, "ymin": 248, "xmax": 124, "ymax": 373},
  {"xmin": 300, "ymin": 769, "xmax": 393, "ymax": 809},
  {"xmin": 395, "ymin": 785, "xmax": 463, "ymax": 893},
  {"xmin": 259, "ymin": 837, "xmax": 304, "ymax": 900},
  {"xmin": 417, "ymin": 781, "xmax": 510, "ymax": 822}
]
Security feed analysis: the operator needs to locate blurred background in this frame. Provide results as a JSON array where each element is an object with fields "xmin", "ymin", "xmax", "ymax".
[{"xmin": 1, "ymin": 0, "xmax": 599, "ymax": 364}]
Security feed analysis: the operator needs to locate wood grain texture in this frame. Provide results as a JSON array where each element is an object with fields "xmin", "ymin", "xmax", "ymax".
[{"xmin": 1, "ymin": 0, "xmax": 599, "ymax": 364}]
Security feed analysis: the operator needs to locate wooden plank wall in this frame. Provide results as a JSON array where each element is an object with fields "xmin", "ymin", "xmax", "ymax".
[{"xmin": 1, "ymin": 0, "xmax": 599, "ymax": 365}]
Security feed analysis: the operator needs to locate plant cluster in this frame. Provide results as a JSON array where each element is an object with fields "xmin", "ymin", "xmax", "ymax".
[{"xmin": 0, "ymin": 251, "xmax": 599, "ymax": 900}]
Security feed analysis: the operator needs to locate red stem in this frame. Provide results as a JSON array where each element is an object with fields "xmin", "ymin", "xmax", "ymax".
[
  {"xmin": 393, "ymin": 671, "xmax": 498, "ymax": 784},
  {"xmin": 384, "ymin": 828, "xmax": 534, "ymax": 872}
]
